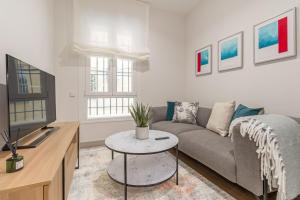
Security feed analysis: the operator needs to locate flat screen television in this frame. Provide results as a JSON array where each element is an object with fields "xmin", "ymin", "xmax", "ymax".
[{"xmin": 6, "ymin": 55, "xmax": 56, "ymax": 145}]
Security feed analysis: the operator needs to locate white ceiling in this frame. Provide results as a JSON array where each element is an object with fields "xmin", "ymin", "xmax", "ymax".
[{"xmin": 140, "ymin": 0, "xmax": 201, "ymax": 15}]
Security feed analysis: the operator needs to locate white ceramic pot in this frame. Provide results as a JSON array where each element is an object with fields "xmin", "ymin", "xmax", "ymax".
[{"xmin": 135, "ymin": 126, "xmax": 149, "ymax": 140}]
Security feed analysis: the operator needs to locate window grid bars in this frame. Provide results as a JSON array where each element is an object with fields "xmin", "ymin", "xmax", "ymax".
[
  {"xmin": 90, "ymin": 57, "xmax": 109, "ymax": 93},
  {"xmin": 117, "ymin": 58, "xmax": 132, "ymax": 93},
  {"xmin": 87, "ymin": 97, "xmax": 134, "ymax": 118},
  {"xmin": 87, "ymin": 56, "xmax": 135, "ymax": 119}
]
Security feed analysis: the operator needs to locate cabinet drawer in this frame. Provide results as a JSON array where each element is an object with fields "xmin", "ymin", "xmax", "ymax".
[
  {"xmin": 64, "ymin": 131, "xmax": 78, "ymax": 199},
  {"xmin": 1, "ymin": 186, "xmax": 44, "ymax": 200}
]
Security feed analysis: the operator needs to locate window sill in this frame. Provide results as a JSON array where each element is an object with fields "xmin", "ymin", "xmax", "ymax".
[{"xmin": 81, "ymin": 116, "xmax": 133, "ymax": 124}]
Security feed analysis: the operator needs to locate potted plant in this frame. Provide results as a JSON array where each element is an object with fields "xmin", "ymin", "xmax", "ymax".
[{"xmin": 129, "ymin": 102, "xmax": 151, "ymax": 140}]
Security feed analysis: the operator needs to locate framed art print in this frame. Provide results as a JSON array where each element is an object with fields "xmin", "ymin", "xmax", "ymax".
[
  {"xmin": 218, "ymin": 32, "xmax": 243, "ymax": 72},
  {"xmin": 254, "ymin": 8, "xmax": 296, "ymax": 64},
  {"xmin": 195, "ymin": 45, "xmax": 212, "ymax": 76}
]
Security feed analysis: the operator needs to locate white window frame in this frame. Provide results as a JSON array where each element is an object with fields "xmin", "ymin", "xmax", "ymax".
[
  {"xmin": 84, "ymin": 55, "xmax": 113, "ymax": 97},
  {"xmin": 112, "ymin": 56, "xmax": 137, "ymax": 97},
  {"xmin": 84, "ymin": 54, "xmax": 137, "ymax": 121}
]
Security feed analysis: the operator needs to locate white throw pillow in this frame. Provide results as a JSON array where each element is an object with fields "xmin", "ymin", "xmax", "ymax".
[
  {"xmin": 206, "ymin": 101, "xmax": 236, "ymax": 136},
  {"xmin": 172, "ymin": 102, "xmax": 199, "ymax": 124}
]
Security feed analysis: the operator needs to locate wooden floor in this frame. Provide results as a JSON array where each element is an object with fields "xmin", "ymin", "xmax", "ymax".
[{"xmin": 170, "ymin": 149, "xmax": 300, "ymax": 200}]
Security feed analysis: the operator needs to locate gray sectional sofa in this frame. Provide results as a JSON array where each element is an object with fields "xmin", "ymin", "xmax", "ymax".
[{"xmin": 150, "ymin": 106, "xmax": 300, "ymax": 198}]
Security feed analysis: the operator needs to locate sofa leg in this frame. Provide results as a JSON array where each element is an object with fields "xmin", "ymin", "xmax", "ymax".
[
  {"xmin": 263, "ymin": 177, "xmax": 268, "ymax": 200},
  {"xmin": 256, "ymin": 177, "xmax": 268, "ymax": 200},
  {"xmin": 258, "ymin": 177, "xmax": 268, "ymax": 200}
]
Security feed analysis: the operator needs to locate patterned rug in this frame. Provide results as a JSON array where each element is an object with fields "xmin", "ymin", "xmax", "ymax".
[{"xmin": 68, "ymin": 146, "xmax": 235, "ymax": 200}]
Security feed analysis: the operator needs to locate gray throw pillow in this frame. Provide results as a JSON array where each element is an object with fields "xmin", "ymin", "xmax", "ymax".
[{"xmin": 172, "ymin": 102, "xmax": 199, "ymax": 124}]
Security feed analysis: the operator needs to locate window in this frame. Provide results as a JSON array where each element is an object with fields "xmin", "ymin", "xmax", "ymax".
[{"xmin": 86, "ymin": 56, "xmax": 136, "ymax": 119}]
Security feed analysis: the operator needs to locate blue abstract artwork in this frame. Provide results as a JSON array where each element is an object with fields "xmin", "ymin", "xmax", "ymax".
[
  {"xmin": 221, "ymin": 38, "xmax": 238, "ymax": 60},
  {"xmin": 201, "ymin": 50, "xmax": 209, "ymax": 65},
  {"xmin": 258, "ymin": 21, "xmax": 278, "ymax": 49}
]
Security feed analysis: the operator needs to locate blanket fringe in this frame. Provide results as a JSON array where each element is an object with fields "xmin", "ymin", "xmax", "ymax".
[{"xmin": 234, "ymin": 118, "xmax": 286, "ymax": 200}]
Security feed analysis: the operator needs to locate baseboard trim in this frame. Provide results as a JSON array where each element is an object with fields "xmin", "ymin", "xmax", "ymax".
[{"xmin": 80, "ymin": 140, "xmax": 105, "ymax": 148}]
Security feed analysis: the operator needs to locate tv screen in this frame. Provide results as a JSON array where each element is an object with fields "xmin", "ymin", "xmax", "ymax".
[{"xmin": 6, "ymin": 55, "xmax": 56, "ymax": 142}]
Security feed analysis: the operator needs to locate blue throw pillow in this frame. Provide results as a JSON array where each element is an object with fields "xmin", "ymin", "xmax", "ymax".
[
  {"xmin": 166, "ymin": 101, "xmax": 176, "ymax": 121},
  {"xmin": 231, "ymin": 104, "xmax": 263, "ymax": 122}
]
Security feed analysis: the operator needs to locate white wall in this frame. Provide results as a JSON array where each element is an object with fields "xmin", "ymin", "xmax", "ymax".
[
  {"xmin": 0, "ymin": 0, "xmax": 54, "ymax": 148},
  {"xmin": 0, "ymin": 0, "xmax": 55, "ymax": 84},
  {"xmin": 185, "ymin": 0, "xmax": 300, "ymax": 117},
  {"xmin": 54, "ymin": 4, "xmax": 186, "ymax": 143}
]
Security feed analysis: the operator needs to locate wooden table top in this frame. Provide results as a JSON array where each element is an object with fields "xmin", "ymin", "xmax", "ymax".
[{"xmin": 0, "ymin": 122, "xmax": 79, "ymax": 194}]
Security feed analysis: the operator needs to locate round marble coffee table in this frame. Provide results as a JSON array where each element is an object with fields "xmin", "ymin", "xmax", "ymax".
[{"xmin": 105, "ymin": 130, "xmax": 179, "ymax": 200}]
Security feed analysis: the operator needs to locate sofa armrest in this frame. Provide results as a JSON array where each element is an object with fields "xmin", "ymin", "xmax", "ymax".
[
  {"xmin": 232, "ymin": 125, "xmax": 263, "ymax": 196},
  {"xmin": 149, "ymin": 106, "xmax": 167, "ymax": 127}
]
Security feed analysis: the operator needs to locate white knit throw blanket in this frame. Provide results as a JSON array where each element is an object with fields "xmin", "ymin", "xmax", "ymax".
[{"xmin": 229, "ymin": 114, "xmax": 300, "ymax": 200}]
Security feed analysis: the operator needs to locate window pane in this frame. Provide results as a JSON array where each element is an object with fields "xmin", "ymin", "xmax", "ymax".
[
  {"xmin": 98, "ymin": 107, "xmax": 103, "ymax": 115},
  {"xmin": 91, "ymin": 108, "xmax": 97, "ymax": 117},
  {"xmin": 91, "ymin": 57, "xmax": 97, "ymax": 71},
  {"xmin": 104, "ymin": 98, "xmax": 110, "ymax": 107},
  {"xmin": 129, "ymin": 76, "xmax": 132, "ymax": 92},
  {"xmin": 104, "ymin": 57, "xmax": 109, "ymax": 71},
  {"xmin": 97, "ymin": 75, "xmax": 103, "ymax": 92},
  {"xmin": 90, "ymin": 74, "xmax": 97, "ymax": 92},
  {"xmin": 111, "ymin": 106, "xmax": 116, "ymax": 115},
  {"xmin": 117, "ymin": 75, "xmax": 122, "ymax": 92},
  {"xmin": 129, "ymin": 98, "xmax": 134, "ymax": 106},
  {"xmin": 90, "ymin": 98, "xmax": 97, "ymax": 107},
  {"xmin": 105, "ymin": 107, "xmax": 110, "ymax": 115},
  {"xmin": 98, "ymin": 98, "xmax": 104, "ymax": 107},
  {"xmin": 123, "ymin": 77, "xmax": 129, "ymax": 92},
  {"xmin": 98, "ymin": 57, "xmax": 104, "ymax": 71},
  {"xmin": 116, "ymin": 58, "xmax": 133, "ymax": 93},
  {"xmin": 123, "ymin": 60, "xmax": 129, "ymax": 73},
  {"xmin": 117, "ymin": 98, "xmax": 123, "ymax": 107},
  {"xmin": 123, "ymin": 98, "xmax": 128, "ymax": 106},
  {"xmin": 112, "ymin": 98, "xmax": 116, "ymax": 108},
  {"xmin": 104, "ymin": 76, "xmax": 108, "ymax": 92},
  {"xmin": 89, "ymin": 56, "xmax": 109, "ymax": 93},
  {"xmin": 117, "ymin": 59, "xmax": 122, "ymax": 72}
]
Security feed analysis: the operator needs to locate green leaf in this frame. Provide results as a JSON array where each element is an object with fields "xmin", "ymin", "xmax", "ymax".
[{"xmin": 130, "ymin": 101, "xmax": 151, "ymax": 127}]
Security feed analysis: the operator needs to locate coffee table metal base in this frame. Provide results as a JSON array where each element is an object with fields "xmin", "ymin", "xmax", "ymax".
[{"xmin": 107, "ymin": 146, "xmax": 179, "ymax": 200}]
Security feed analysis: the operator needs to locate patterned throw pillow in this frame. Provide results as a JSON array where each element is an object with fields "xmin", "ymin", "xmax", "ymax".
[{"xmin": 172, "ymin": 102, "xmax": 199, "ymax": 124}]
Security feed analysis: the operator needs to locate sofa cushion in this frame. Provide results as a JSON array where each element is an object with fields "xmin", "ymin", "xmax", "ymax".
[
  {"xmin": 150, "ymin": 106, "xmax": 167, "ymax": 124},
  {"xmin": 166, "ymin": 101, "xmax": 175, "ymax": 121},
  {"xmin": 178, "ymin": 129, "xmax": 236, "ymax": 183},
  {"xmin": 172, "ymin": 102, "xmax": 199, "ymax": 124},
  {"xmin": 206, "ymin": 101, "xmax": 236, "ymax": 136},
  {"xmin": 151, "ymin": 121, "xmax": 203, "ymax": 135},
  {"xmin": 231, "ymin": 104, "xmax": 263, "ymax": 122},
  {"xmin": 196, "ymin": 107, "xmax": 212, "ymax": 127}
]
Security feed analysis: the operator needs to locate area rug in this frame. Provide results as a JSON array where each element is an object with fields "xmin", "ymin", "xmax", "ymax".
[{"xmin": 68, "ymin": 146, "xmax": 235, "ymax": 200}]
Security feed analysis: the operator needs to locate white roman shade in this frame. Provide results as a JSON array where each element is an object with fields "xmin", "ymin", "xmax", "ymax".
[{"xmin": 73, "ymin": 0, "xmax": 150, "ymax": 60}]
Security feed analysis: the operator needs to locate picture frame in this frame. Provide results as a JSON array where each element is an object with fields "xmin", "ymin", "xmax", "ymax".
[
  {"xmin": 195, "ymin": 45, "xmax": 212, "ymax": 76},
  {"xmin": 254, "ymin": 8, "xmax": 297, "ymax": 64},
  {"xmin": 218, "ymin": 32, "xmax": 243, "ymax": 72}
]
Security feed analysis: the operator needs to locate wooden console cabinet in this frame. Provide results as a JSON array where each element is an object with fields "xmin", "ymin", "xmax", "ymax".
[{"xmin": 0, "ymin": 122, "xmax": 80, "ymax": 200}]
